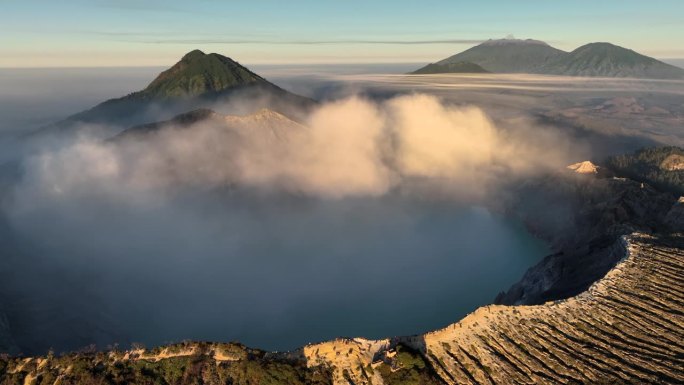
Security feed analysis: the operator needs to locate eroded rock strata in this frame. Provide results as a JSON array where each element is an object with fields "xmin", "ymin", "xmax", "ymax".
[{"xmin": 408, "ymin": 233, "xmax": 684, "ymax": 384}]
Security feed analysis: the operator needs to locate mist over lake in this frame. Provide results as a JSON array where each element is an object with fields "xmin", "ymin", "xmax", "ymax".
[{"xmin": 4, "ymin": 190, "xmax": 547, "ymax": 353}]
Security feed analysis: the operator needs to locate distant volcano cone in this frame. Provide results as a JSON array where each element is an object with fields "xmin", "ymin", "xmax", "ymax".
[
  {"xmin": 141, "ymin": 50, "xmax": 268, "ymax": 98},
  {"xmin": 53, "ymin": 50, "xmax": 315, "ymax": 130},
  {"xmin": 411, "ymin": 38, "xmax": 684, "ymax": 79},
  {"xmin": 541, "ymin": 42, "xmax": 684, "ymax": 78}
]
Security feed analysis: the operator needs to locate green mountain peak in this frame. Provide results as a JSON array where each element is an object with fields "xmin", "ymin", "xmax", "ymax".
[
  {"xmin": 59, "ymin": 50, "xmax": 315, "ymax": 129},
  {"xmin": 541, "ymin": 42, "xmax": 684, "ymax": 78},
  {"xmin": 141, "ymin": 50, "xmax": 267, "ymax": 98},
  {"xmin": 181, "ymin": 49, "xmax": 207, "ymax": 60},
  {"xmin": 434, "ymin": 38, "xmax": 566, "ymax": 73}
]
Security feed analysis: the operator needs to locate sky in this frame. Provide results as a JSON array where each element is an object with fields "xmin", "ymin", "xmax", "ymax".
[{"xmin": 1, "ymin": 0, "xmax": 683, "ymax": 67}]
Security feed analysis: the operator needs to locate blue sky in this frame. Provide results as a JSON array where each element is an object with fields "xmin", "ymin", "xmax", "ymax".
[{"xmin": 2, "ymin": 0, "xmax": 683, "ymax": 67}]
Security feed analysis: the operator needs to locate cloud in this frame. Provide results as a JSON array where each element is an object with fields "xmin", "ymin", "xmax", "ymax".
[
  {"xmin": 388, "ymin": 94, "xmax": 499, "ymax": 179},
  {"xmin": 12, "ymin": 93, "xmax": 574, "ymax": 208}
]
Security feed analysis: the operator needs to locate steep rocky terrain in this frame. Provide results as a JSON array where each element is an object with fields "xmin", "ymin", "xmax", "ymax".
[
  {"xmin": 495, "ymin": 169, "xmax": 677, "ymax": 305},
  {"xmin": 2, "ymin": 167, "xmax": 683, "ymax": 384},
  {"xmin": 407, "ymin": 232, "xmax": 684, "ymax": 384}
]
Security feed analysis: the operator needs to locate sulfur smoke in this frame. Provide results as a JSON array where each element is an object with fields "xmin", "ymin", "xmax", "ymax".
[{"xmin": 13, "ymin": 93, "xmax": 573, "ymax": 208}]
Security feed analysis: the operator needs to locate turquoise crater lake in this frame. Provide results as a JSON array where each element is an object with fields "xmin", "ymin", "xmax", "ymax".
[{"xmin": 10, "ymin": 193, "xmax": 548, "ymax": 353}]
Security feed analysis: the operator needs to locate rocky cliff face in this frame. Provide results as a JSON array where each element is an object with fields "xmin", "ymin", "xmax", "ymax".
[
  {"xmin": 407, "ymin": 233, "xmax": 684, "ymax": 384},
  {"xmin": 495, "ymin": 169, "xmax": 677, "ymax": 305}
]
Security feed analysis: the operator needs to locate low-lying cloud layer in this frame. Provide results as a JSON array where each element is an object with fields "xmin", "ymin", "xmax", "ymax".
[{"xmin": 14, "ymin": 93, "xmax": 573, "ymax": 208}]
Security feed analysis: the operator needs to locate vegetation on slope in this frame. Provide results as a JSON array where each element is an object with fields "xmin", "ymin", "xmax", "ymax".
[
  {"xmin": 375, "ymin": 345, "xmax": 444, "ymax": 385},
  {"xmin": 0, "ymin": 342, "xmax": 333, "ymax": 385},
  {"xmin": 435, "ymin": 39, "xmax": 565, "ymax": 73},
  {"xmin": 141, "ymin": 50, "xmax": 266, "ymax": 98},
  {"xmin": 606, "ymin": 146, "xmax": 684, "ymax": 195},
  {"xmin": 541, "ymin": 42, "xmax": 684, "ymax": 78}
]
